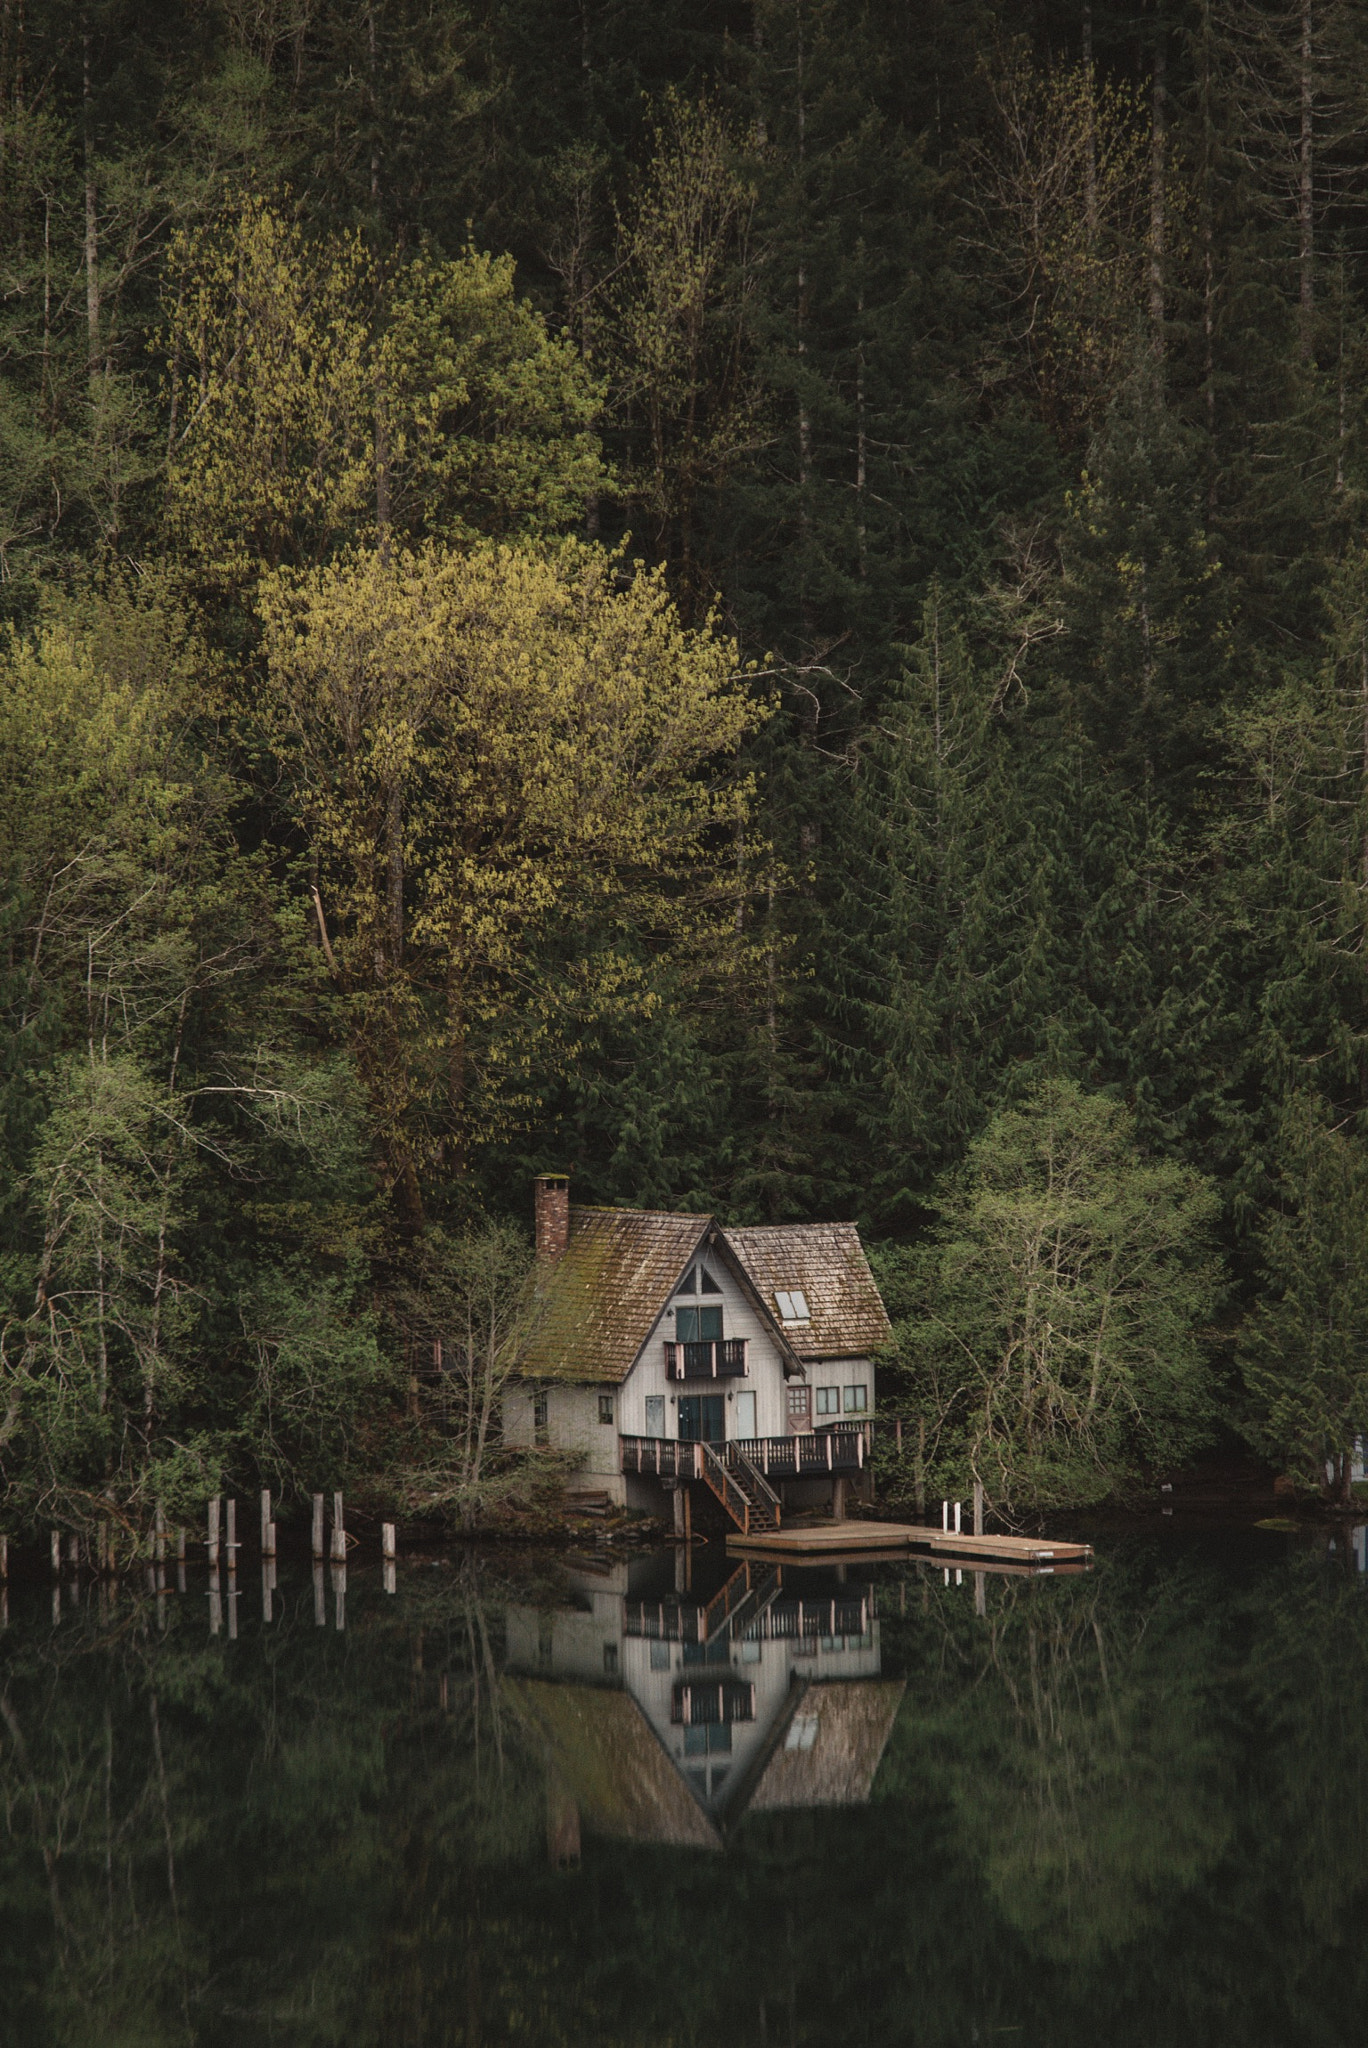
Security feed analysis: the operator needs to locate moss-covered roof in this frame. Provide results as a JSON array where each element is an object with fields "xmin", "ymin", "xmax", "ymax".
[
  {"xmin": 724, "ymin": 1223, "xmax": 892, "ymax": 1361},
  {"xmin": 521, "ymin": 1205, "xmax": 711, "ymax": 1385},
  {"xmin": 505, "ymin": 1678, "xmax": 722, "ymax": 1849},
  {"xmin": 518, "ymin": 1204, "xmax": 890, "ymax": 1385}
]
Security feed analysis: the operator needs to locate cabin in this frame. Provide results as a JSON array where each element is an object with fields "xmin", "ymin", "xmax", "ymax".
[
  {"xmin": 504, "ymin": 1176, "xmax": 892, "ymax": 1531},
  {"xmin": 504, "ymin": 1551, "xmax": 905, "ymax": 1846}
]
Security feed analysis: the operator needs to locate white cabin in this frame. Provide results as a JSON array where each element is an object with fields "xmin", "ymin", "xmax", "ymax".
[{"xmin": 506, "ymin": 1178, "xmax": 891, "ymax": 1530}]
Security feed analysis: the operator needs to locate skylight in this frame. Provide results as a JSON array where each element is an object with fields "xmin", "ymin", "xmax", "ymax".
[{"xmin": 774, "ymin": 1289, "xmax": 810, "ymax": 1324}]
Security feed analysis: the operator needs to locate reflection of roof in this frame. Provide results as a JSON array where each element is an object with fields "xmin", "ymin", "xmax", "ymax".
[
  {"xmin": 506, "ymin": 1678, "xmax": 722, "ymax": 1849},
  {"xmin": 521, "ymin": 1207, "xmax": 710, "ymax": 1385},
  {"xmin": 724, "ymin": 1224, "xmax": 891, "ymax": 1361},
  {"xmin": 748, "ymin": 1681, "xmax": 905, "ymax": 1810}
]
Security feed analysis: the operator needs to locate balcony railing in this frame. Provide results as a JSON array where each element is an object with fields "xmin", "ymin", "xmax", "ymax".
[
  {"xmin": 733, "ymin": 1429, "xmax": 868, "ymax": 1478},
  {"xmin": 672, "ymin": 1677, "xmax": 756, "ymax": 1726},
  {"xmin": 663, "ymin": 1337, "xmax": 748, "ymax": 1380},
  {"xmin": 621, "ymin": 1427, "xmax": 868, "ymax": 1481},
  {"xmin": 621, "ymin": 1436, "xmax": 702, "ymax": 1482}
]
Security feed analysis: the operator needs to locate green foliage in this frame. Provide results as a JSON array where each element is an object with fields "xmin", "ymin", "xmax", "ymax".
[
  {"xmin": 1241, "ymin": 1098, "xmax": 1368, "ymax": 1497},
  {"xmin": 890, "ymin": 1080, "xmax": 1222, "ymax": 1512}
]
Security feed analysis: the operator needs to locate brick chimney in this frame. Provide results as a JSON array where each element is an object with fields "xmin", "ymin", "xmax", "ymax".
[{"xmin": 535, "ymin": 1174, "xmax": 570, "ymax": 1260}]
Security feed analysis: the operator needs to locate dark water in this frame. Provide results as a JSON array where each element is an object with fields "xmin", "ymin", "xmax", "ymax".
[{"xmin": 1, "ymin": 1524, "xmax": 1366, "ymax": 2046}]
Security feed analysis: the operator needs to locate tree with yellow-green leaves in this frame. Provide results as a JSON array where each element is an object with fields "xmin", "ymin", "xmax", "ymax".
[
  {"xmin": 162, "ymin": 196, "xmax": 607, "ymax": 590},
  {"xmin": 257, "ymin": 539, "xmax": 768, "ymax": 1217}
]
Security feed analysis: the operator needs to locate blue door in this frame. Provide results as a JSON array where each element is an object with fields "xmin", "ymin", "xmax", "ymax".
[{"xmin": 677, "ymin": 1394, "xmax": 725, "ymax": 1443}]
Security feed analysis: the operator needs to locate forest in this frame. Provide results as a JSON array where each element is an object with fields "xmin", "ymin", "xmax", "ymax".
[{"xmin": 2, "ymin": 0, "xmax": 1368, "ymax": 1535}]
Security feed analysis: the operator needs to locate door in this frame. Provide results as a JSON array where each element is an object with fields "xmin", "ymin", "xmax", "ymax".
[
  {"xmin": 735, "ymin": 1391, "xmax": 756, "ymax": 1442},
  {"xmin": 678, "ymin": 1394, "xmax": 725, "ymax": 1443},
  {"xmin": 786, "ymin": 1382, "xmax": 811, "ymax": 1434}
]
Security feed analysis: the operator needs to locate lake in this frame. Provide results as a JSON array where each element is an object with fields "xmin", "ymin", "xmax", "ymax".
[{"xmin": 1, "ymin": 1523, "xmax": 1365, "ymax": 2045}]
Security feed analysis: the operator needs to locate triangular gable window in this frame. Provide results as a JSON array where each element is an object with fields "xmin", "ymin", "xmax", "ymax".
[
  {"xmin": 677, "ymin": 1267, "xmax": 697, "ymax": 1294},
  {"xmin": 699, "ymin": 1265, "xmax": 721, "ymax": 1295}
]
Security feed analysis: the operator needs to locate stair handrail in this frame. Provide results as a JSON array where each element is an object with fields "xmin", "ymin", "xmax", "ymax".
[
  {"xmin": 725, "ymin": 1442, "xmax": 783, "ymax": 1527},
  {"xmin": 697, "ymin": 1440, "xmax": 752, "ymax": 1532}
]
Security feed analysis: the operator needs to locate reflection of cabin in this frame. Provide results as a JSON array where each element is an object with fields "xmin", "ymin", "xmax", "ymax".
[
  {"xmin": 504, "ymin": 1555, "xmax": 904, "ymax": 1849},
  {"xmin": 505, "ymin": 1178, "xmax": 892, "ymax": 1528}
]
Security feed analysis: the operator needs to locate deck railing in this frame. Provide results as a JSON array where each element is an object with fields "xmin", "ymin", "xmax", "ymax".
[
  {"xmin": 662, "ymin": 1338, "xmax": 748, "ymax": 1381},
  {"xmin": 621, "ymin": 1427, "xmax": 868, "ymax": 1483},
  {"xmin": 732, "ymin": 1429, "xmax": 868, "ymax": 1479}
]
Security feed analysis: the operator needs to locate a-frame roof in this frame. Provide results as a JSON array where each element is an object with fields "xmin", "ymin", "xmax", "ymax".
[
  {"xmin": 521, "ymin": 1205, "xmax": 712, "ymax": 1386},
  {"xmin": 519, "ymin": 1202, "xmax": 889, "ymax": 1387}
]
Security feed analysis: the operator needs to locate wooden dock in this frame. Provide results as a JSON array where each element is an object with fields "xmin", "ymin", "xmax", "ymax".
[{"xmin": 726, "ymin": 1519, "xmax": 1093, "ymax": 1569}]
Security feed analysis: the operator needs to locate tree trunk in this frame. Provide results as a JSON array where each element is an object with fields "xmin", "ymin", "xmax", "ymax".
[
  {"xmin": 1148, "ymin": 15, "xmax": 1167, "ymax": 355},
  {"xmin": 1298, "ymin": 0, "xmax": 1314, "ymax": 358}
]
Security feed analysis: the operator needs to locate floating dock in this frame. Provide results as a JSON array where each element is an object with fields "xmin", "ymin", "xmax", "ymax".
[{"xmin": 726, "ymin": 1519, "xmax": 1093, "ymax": 1570}]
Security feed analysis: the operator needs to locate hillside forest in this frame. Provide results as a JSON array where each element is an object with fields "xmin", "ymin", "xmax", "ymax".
[{"xmin": 3, "ymin": 0, "xmax": 1368, "ymax": 1536}]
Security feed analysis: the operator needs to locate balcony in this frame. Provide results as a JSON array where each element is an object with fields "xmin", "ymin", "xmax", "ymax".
[
  {"xmin": 621, "ymin": 1428, "xmax": 868, "ymax": 1481},
  {"xmin": 663, "ymin": 1338, "xmax": 748, "ymax": 1381}
]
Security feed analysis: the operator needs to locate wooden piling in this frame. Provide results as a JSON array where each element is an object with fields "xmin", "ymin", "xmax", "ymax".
[
  {"xmin": 331, "ymin": 1490, "xmax": 346, "ymax": 1562},
  {"xmin": 312, "ymin": 1493, "xmax": 325, "ymax": 1560},
  {"xmin": 225, "ymin": 1497, "xmax": 237, "ymax": 1556},
  {"xmin": 154, "ymin": 1505, "xmax": 165, "ymax": 1565},
  {"xmin": 382, "ymin": 1523, "xmax": 396, "ymax": 1560},
  {"xmin": 313, "ymin": 1560, "xmax": 326, "ymax": 1627},
  {"xmin": 209, "ymin": 1565, "xmax": 222, "ymax": 1637},
  {"xmin": 177, "ymin": 1528, "xmax": 186, "ymax": 1563},
  {"xmin": 895, "ymin": 1416, "xmax": 902, "ymax": 1455},
  {"xmin": 973, "ymin": 1480, "xmax": 984, "ymax": 1537},
  {"xmin": 0, "ymin": 1534, "xmax": 7, "ymax": 1580},
  {"xmin": 261, "ymin": 1490, "xmax": 276, "ymax": 1557},
  {"xmin": 208, "ymin": 1496, "xmax": 221, "ymax": 1566},
  {"xmin": 66, "ymin": 1531, "xmax": 80, "ymax": 1568}
]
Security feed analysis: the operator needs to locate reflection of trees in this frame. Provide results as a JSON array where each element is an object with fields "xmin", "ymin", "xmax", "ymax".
[
  {"xmin": 3, "ymin": 1539, "xmax": 1368, "ymax": 2046},
  {"xmin": 901, "ymin": 1555, "xmax": 1238, "ymax": 1959},
  {"xmin": 0, "ymin": 1558, "xmax": 552, "ymax": 2045}
]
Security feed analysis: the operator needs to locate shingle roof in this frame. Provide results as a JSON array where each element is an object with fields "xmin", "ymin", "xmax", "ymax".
[
  {"xmin": 723, "ymin": 1223, "xmax": 891, "ymax": 1361},
  {"xmin": 748, "ymin": 1680, "xmax": 905, "ymax": 1811},
  {"xmin": 521, "ymin": 1206, "xmax": 710, "ymax": 1385}
]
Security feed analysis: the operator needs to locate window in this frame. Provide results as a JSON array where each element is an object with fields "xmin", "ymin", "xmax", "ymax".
[
  {"xmin": 598, "ymin": 1393, "xmax": 615, "ymax": 1425},
  {"xmin": 676, "ymin": 1304, "xmax": 722, "ymax": 1343},
  {"xmin": 677, "ymin": 1266, "xmax": 697, "ymax": 1294},
  {"xmin": 787, "ymin": 1384, "xmax": 811, "ymax": 1420},
  {"xmin": 699, "ymin": 1264, "xmax": 721, "ymax": 1294},
  {"xmin": 816, "ymin": 1386, "xmax": 841, "ymax": 1416},
  {"xmin": 843, "ymin": 1384, "xmax": 868, "ymax": 1414},
  {"xmin": 650, "ymin": 1640, "xmax": 671, "ymax": 1671},
  {"xmin": 644, "ymin": 1395, "xmax": 665, "ymax": 1438},
  {"xmin": 774, "ymin": 1288, "xmax": 811, "ymax": 1323}
]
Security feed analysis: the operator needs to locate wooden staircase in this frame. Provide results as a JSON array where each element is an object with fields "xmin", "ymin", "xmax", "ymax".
[{"xmin": 695, "ymin": 1442, "xmax": 783, "ymax": 1535}]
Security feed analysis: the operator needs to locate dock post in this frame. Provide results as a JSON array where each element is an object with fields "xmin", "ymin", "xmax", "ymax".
[
  {"xmin": 975, "ymin": 1571, "xmax": 986, "ymax": 1618},
  {"xmin": 382, "ymin": 1523, "xmax": 396, "ymax": 1595},
  {"xmin": 0, "ymin": 1534, "xmax": 6, "ymax": 1581},
  {"xmin": 209, "ymin": 1564, "xmax": 222, "ymax": 1637},
  {"xmin": 973, "ymin": 1481, "xmax": 984, "ymax": 1537},
  {"xmin": 154, "ymin": 1504, "xmax": 165, "ymax": 1565},
  {"xmin": 312, "ymin": 1494, "xmax": 325, "ymax": 1560},
  {"xmin": 208, "ymin": 1496, "xmax": 221, "ymax": 1567},
  {"xmin": 261, "ymin": 1490, "xmax": 276, "ymax": 1557},
  {"xmin": 314, "ymin": 1560, "xmax": 326, "ymax": 1626},
  {"xmin": 225, "ymin": 1497, "xmax": 237, "ymax": 1559},
  {"xmin": 953, "ymin": 1499, "xmax": 962, "ymax": 1534},
  {"xmin": 941, "ymin": 1499, "xmax": 948, "ymax": 1533},
  {"xmin": 331, "ymin": 1491, "xmax": 346, "ymax": 1561}
]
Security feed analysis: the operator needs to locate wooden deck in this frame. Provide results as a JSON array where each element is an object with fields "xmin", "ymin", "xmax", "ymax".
[{"xmin": 726, "ymin": 1519, "xmax": 1093, "ymax": 1568}]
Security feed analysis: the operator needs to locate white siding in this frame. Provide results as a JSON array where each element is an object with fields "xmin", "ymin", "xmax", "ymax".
[{"xmin": 616, "ymin": 1256, "xmax": 792, "ymax": 1441}]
